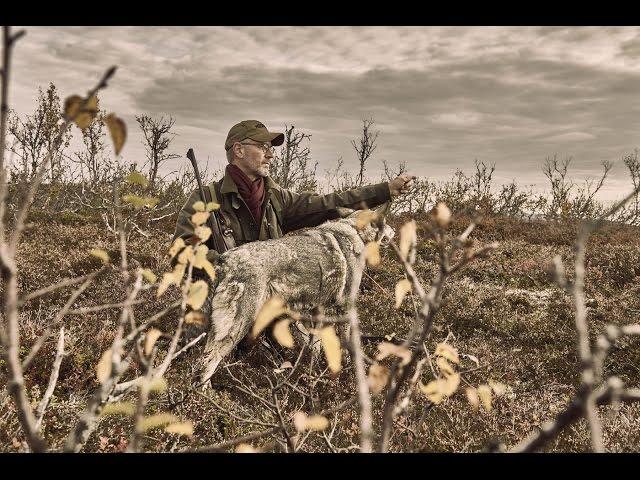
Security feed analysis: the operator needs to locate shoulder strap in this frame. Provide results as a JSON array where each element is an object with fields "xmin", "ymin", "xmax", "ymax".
[
  {"xmin": 269, "ymin": 188, "xmax": 284, "ymax": 228},
  {"xmin": 207, "ymin": 181, "xmax": 218, "ymax": 205},
  {"xmin": 209, "ymin": 179, "xmax": 236, "ymax": 251}
]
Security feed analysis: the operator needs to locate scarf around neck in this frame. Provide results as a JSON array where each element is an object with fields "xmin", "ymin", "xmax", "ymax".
[{"xmin": 226, "ymin": 164, "xmax": 266, "ymax": 223}]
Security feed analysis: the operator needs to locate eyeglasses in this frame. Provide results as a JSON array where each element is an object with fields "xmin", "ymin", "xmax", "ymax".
[{"xmin": 238, "ymin": 141, "xmax": 274, "ymax": 154}]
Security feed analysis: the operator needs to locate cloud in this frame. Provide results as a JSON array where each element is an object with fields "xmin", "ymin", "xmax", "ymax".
[
  {"xmin": 543, "ymin": 132, "xmax": 596, "ymax": 142},
  {"xmin": 430, "ymin": 111, "xmax": 482, "ymax": 127},
  {"xmin": 8, "ymin": 26, "xmax": 640, "ymax": 202},
  {"xmin": 619, "ymin": 35, "xmax": 640, "ymax": 59}
]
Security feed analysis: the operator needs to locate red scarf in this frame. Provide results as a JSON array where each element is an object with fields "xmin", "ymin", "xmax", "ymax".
[{"xmin": 226, "ymin": 164, "xmax": 266, "ymax": 223}]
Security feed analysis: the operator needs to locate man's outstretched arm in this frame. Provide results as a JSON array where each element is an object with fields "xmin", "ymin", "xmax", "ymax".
[{"xmin": 279, "ymin": 174, "xmax": 416, "ymax": 231}]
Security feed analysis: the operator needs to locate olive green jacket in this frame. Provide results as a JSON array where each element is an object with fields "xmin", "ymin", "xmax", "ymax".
[{"xmin": 172, "ymin": 171, "xmax": 391, "ymax": 257}]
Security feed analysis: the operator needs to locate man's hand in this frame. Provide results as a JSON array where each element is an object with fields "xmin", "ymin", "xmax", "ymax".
[{"xmin": 389, "ymin": 174, "xmax": 416, "ymax": 197}]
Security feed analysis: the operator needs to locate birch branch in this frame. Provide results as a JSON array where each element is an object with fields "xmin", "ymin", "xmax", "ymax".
[
  {"xmin": 346, "ymin": 251, "xmax": 373, "ymax": 453},
  {"xmin": 18, "ymin": 269, "xmax": 103, "ymax": 305},
  {"xmin": 22, "ymin": 271, "xmax": 99, "ymax": 371},
  {"xmin": 510, "ymin": 380, "xmax": 640, "ymax": 453},
  {"xmin": 182, "ymin": 396, "xmax": 358, "ymax": 453},
  {"xmin": 34, "ymin": 326, "xmax": 65, "ymax": 432},
  {"xmin": 63, "ymin": 274, "xmax": 141, "ymax": 453}
]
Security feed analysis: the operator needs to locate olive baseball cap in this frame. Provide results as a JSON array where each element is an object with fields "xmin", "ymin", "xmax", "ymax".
[{"xmin": 224, "ymin": 120, "xmax": 285, "ymax": 151}]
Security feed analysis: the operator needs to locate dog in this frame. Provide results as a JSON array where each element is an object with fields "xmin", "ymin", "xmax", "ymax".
[{"xmin": 197, "ymin": 203, "xmax": 394, "ymax": 387}]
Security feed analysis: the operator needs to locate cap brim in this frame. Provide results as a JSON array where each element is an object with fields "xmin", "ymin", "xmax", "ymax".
[{"xmin": 250, "ymin": 131, "xmax": 285, "ymax": 147}]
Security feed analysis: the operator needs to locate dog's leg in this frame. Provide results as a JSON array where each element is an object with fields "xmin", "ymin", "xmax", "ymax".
[{"xmin": 198, "ymin": 280, "xmax": 268, "ymax": 388}]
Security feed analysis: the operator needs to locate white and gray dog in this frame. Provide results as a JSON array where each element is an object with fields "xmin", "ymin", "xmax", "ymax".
[{"xmin": 197, "ymin": 203, "xmax": 394, "ymax": 386}]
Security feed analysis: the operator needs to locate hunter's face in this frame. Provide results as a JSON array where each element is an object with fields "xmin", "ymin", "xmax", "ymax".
[{"xmin": 234, "ymin": 140, "xmax": 274, "ymax": 180}]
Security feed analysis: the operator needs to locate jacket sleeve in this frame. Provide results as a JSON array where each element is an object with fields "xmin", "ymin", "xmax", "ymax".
[{"xmin": 279, "ymin": 182, "xmax": 391, "ymax": 231}]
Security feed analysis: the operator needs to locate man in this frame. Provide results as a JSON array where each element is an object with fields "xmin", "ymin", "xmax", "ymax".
[{"xmin": 173, "ymin": 119, "xmax": 415, "ymax": 257}]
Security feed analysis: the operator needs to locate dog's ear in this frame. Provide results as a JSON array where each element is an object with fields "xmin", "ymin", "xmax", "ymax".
[{"xmin": 373, "ymin": 201, "xmax": 391, "ymax": 218}]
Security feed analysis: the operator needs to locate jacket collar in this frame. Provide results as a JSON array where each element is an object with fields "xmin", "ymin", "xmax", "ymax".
[{"xmin": 219, "ymin": 169, "xmax": 279, "ymax": 195}]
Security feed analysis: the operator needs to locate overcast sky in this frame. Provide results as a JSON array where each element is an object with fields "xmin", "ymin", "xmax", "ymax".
[{"xmin": 9, "ymin": 26, "xmax": 640, "ymax": 201}]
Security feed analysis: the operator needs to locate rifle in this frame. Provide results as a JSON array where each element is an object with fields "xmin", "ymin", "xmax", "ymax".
[{"xmin": 186, "ymin": 148, "xmax": 228, "ymax": 255}]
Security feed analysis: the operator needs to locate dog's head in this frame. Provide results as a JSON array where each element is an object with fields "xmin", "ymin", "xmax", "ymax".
[{"xmin": 338, "ymin": 202, "xmax": 395, "ymax": 246}]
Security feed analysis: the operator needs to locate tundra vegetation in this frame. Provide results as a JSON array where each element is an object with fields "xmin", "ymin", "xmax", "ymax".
[{"xmin": 1, "ymin": 27, "xmax": 640, "ymax": 453}]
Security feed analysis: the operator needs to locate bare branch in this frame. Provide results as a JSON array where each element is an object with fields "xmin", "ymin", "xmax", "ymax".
[
  {"xmin": 346, "ymin": 251, "xmax": 373, "ymax": 452},
  {"xmin": 19, "ymin": 269, "xmax": 104, "ymax": 306},
  {"xmin": 22, "ymin": 270, "xmax": 98, "ymax": 371},
  {"xmin": 510, "ymin": 379, "xmax": 640, "ymax": 453},
  {"xmin": 182, "ymin": 396, "xmax": 358, "ymax": 453},
  {"xmin": 66, "ymin": 299, "xmax": 145, "ymax": 315},
  {"xmin": 63, "ymin": 273, "xmax": 140, "ymax": 453},
  {"xmin": 34, "ymin": 326, "xmax": 65, "ymax": 432}
]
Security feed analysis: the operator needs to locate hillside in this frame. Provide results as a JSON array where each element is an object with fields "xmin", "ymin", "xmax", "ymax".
[{"xmin": 2, "ymin": 210, "xmax": 640, "ymax": 452}]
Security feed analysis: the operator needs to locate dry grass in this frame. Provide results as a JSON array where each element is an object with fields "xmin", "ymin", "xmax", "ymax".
[{"xmin": 1, "ymin": 209, "xmax": 640, "ymax": 452}]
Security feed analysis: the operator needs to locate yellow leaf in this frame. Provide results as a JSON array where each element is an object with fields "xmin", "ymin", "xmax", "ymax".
[
  {"xmin": 172, "ymin": 261, "xmax": 186, "ymax": 284},
  {"xmin": 124, "ymin": 171, "xmax": 148, "ymax": 187},
  {"xmin": 477, "ymin": 384, "xmax": 492, "ymax": 411},
  {"xmin": 489, "ymin": 380, "xmax": 507, "ymax": 397},
  {"xmin": 319, "ymin": 326, "xmax": 342, "ymax": 374},
  {"xmin": 440, "ymin": 372, "xmax": 460, "ymax": 396},
  {"xmin": 101, "ymin": 402, "xmax": 135, "ymax": 416},
  {"xmin": 194, "ymin": 226, "xmax": 212, "ymax": 243},
  {"xmin": 63, "ymin": 95, "xmax": 83, "ymax": 120},
  {"xmin": 394, "ymin": 279, "xmax": 412, "ymax": 309},
  {"xmin": 367, "ymin": 363, "xmax": 390, "ymax": 395},
  {"xmin": 376, "ymin": 342, "xmax": 411, "ymax": 366},
  {"xmin": 165, "ymin": 421, "xmax": 194, "ymax": 436},
  {"xmin": 193, "ymin": 244, "xmax": 208, "ymax": 266},
  {"xmin": 157, "ymin": 272, "xmax": 176, "ymax": 298},
  {"xmin": 399, "ymin": 220, "xmax": 417, "ymax": 261},
  {"xmin": 437, "ymin": 357, "xmax": 456, "ymax": 377},
  {"xmin": 252, "ymin": 296, "xmax": 288, "ymax": 338},
  {"xmin": 235, "ymin": 443, "xmax": 259, "ymax": 453},
  {"xmin": 86, "ymin": 94, "xmax": 98, "ymax": 112},
  {"xmin": 193, "ymin": 245, "xmax": 220, "ymax": 281},
  {"xmin": 122, "ymin": 194, "xmax": 147, "ymax": 209},
  {"xmin": 185, "ymin": 310, "xmax": 206, "ymax": 327},
  {"xmin": 191, "ymin": 211, "xmax": 210, "ymax": 226},
  {"xmin": 355, "ymin": 209, "xmax": 379, "ymax": 230},
  {"xmin": 273, "ymin": 319, "xmax": 294, "ymax": 348},
  {"xmin": 434, "ymin": 343, "xmax": 460, "ymax": 364},
  {"xmin": 202, "ymin": 261, "xmax": 216, "ymax": 282},
  {"xmin": 77, "ymin": 95, "xmax": 99, "ymax": 129},
  {"xmin": 432, "ymin": 202, "xmax": 451, "ymax": 228},
  {"xmin": 419, "ymin": 380, "xmax": 445, "ymax": 404},
  {"xmin": 177, "ymin": 245, "xmax": 194, "ymax": 265},
  {"xmin": 105, "ymin": 113, "xmax": 127, "ymax": 155},
  {"xmin": 305, "ymin": 414, "xmax": 329, "ymax": 431},
  {"xmin": 148, "ymin": 377, "xmax": 168, "ymax": 393},
  {"xmin": 65, "ymin": 94, "xmax": 98, "ymax": 129},
  {"xmin": 140, "ymin": 413, "xmax": 179, "ymax": 432},
  {"xmin": 293, "ymin": 411, "xmax": 329, "ymax": 432},
  {"xmin": 140, "ymin": 269, "xmax": 157, "ymax": 284},
  {"xmin": 192, "ymin": 201, "xmax": 205, "ymax": 212},
  {"xmin": 90, "ymin": 248, "xmax": 110, "ymax": 264},
  {"xmin": 364, "ymin": 241, "xmax": 381, "ymax": 266},
  {"xmin": 168, "ymin": 238, "xmax": 186, "ymax": 260},
  {"xmin": 144, "ymin": 197, "xmax": 159, "ymax": 208},
  {"xmin": 206, "ymin": 202, "xmax": 220, "ymax": 212},
  {"xmin": 122, "ymin": 194, "xmax": 157, "ymax": 209},
  {"xmin": 466, "ymin": 387, "xmax": 480, "ymax": 411},
  {"xmin": 187, "ymin": 280, "xmax": 208, "ymax": 310},
  {"xmin": 96, "ymin": 349, "xmax": 113, "ymax": 384},
  {"xmin": 144, "ymin": 328, "xmax": 163, "ymax": 356}
]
